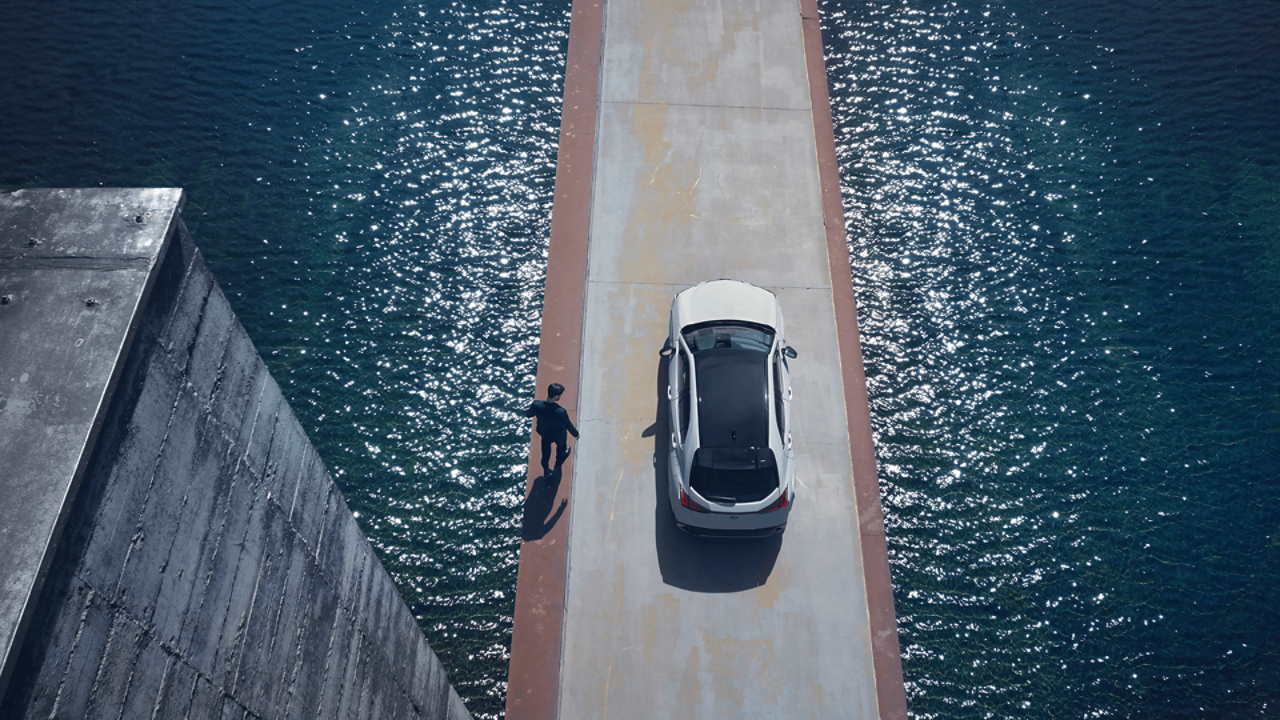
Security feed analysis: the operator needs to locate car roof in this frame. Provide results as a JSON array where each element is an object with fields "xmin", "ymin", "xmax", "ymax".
[
  {"xmin": 694, "ymin": 349, "xmax": 770, "ymax": 449},
  {"xmin": 674, "ymin": 280, "xmax": 778, "ymax": 330}
]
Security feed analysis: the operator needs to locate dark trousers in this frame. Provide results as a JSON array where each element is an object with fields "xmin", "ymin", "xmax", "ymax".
[{"xmin": 539, "ymin": 431, "xmax": 570, "ymax": 470}]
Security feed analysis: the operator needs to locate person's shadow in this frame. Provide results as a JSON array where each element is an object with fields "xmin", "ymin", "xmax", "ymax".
[
  {"xmin": 652, "ymin": 352, "xmax": 783, "ymax": 592},
  {"xmin": 522, "ymin": 470, "xmax": 567, "ymax": 542}
]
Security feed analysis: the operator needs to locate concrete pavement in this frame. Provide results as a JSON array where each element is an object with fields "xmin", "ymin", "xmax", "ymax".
[{"xmin": 507, "ymin": 0, "xmax": 906, "ymax": 716}]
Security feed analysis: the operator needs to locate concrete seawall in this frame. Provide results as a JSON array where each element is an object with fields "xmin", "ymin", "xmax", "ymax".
[{"xmin": 0, "ymin": 188, "xmax": 471, "ymax": 719}]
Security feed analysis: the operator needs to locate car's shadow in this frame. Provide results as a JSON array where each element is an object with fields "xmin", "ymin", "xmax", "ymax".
[{"xmin": 652, "ymin": 353, "xmax": 782, "ymax": 593}]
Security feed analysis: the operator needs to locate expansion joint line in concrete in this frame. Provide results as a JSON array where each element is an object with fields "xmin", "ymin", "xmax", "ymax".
[
  {"xmin": 599, "ymin": 99, "xmax": 813, "ymax": 113},
  {"xmin": 587, "ymin": 279, "xmax": 835, "ymax": 292}
]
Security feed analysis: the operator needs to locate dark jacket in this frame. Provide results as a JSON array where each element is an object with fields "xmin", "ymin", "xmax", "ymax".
[{"xmin": 525, "ymin": 400, "xmax": 579, "ymax": 438}]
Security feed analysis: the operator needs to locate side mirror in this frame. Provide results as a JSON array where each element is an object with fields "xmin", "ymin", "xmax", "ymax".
[
  {"xmin": 659, "ymin": 344, "xmax": 675, "ymax": 358},
  {"xmin": 783, "ymin": 346, "xmax": 798, "ymax": 359}
]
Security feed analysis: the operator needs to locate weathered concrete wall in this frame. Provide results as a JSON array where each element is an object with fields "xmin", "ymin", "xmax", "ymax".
[{"xmin": 0, "ymin": 189, "xmax": 471, "ymax": 720}]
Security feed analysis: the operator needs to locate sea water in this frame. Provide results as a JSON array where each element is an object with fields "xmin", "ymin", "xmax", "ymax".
[{"xmin": 823, "ymin": 0, "xmax": 1280, "ymax": 716}]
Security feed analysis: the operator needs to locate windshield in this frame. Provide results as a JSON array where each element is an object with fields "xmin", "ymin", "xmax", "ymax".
[{"xmin": 682, "ymin": 322, "xmax": 774, "ymax": 354}]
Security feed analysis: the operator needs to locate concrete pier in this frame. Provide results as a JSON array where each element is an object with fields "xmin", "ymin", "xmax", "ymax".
[
  {"xmin": 507, "ymin": 0, "xmax": 906, "ymax": 717},
  {"xmin": 0, "ymin": 189, "xmax": 471, "ymax": 719}
]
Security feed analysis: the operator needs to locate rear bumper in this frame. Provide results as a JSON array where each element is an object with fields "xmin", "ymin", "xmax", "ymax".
[
  {"xmin": 675, "ymin": 522, "xmax": 786, "ymax": 538},
  {"xmin": 669, "ymin": 493, "xmax": 791, "ymax": 535}
]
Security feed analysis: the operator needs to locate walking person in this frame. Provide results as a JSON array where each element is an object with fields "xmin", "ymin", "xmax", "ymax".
[{"xmin": 525, "ymin": 383, "xmax": 580, "ymax": 476}]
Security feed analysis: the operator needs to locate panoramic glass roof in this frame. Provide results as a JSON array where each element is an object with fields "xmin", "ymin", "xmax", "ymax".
[{"xmin": 693, "ymin": 349, "xmax": 770, "ymax": 449}]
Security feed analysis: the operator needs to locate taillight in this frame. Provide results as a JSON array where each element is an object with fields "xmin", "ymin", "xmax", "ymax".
[
  {"xmin": 761, "ymin": 491, "xmax": 789, "ymax": 513},
  {"xmin": 680, "ymin": 489, "xmax": 710, "ymax": 513}
]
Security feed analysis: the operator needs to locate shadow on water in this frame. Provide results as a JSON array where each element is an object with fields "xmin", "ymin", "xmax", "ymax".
[
  {"xmin": 651, "ymin": 353, "xmax": 782, "ymax": 593},
  {"xmin": 521, "ymin": 471, "xmax": 566, "ymax": 543}
]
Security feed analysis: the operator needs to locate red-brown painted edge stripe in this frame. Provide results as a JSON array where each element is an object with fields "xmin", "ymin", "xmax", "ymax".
[
  {"xmin": 504, "ymin": 0, "xmax": 603, "ymax": 717},
  {"xmin": 799, "ymin": 0, "xmax": 909, "ymax": 718}
]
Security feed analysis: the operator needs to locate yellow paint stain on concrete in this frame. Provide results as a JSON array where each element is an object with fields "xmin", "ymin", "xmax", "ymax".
[
  {"xmin": 622, "ymin": 103, "xmax": 701, "ymax": 284},
  {"xmin": 810, "ymin": 684, "xmax": 826, "ymax": 718},
  {"xmin": 600, "ymin": 467, "xmax": 627, "ymax": 551},
  {"xmin": 641, "ymin": 593, "xmax": 680, "ymax": 671},
  {"xmin": 604, "ymin": 563, "xmax": 630, "ymax": 717},
  {"xmin": 607, "ymin": 468, "xmax": 626, "ymax": 525},
  {"xmin": 701, "ymin": 631, "xmax": 785, "ymax": 711},
  {"xmin": 634, "ymin": 0, "xmax": 756, "ymax": 102},
  {"xmin": 603, "ymin": 655, "xmax": 616, "ymax": 720},
  {"xmin": 575, "ymin": 563, "xmax": 629, "ymax": 711},
  {"xmin": 636, "ymin": 0, "xmax": 697, "ymax": 101},
  {"xmin": 630, "ymin": 102, "xmax": 671, "ymax": 165},
  {"xmin": 595, "ymin": 284, "xmax": 669, "ymax": 436},
  {"xmin": 755, "ymin": 556, "xmax": 790, "ymax": 610},
  {"xmin": 676, "ymin": 644, "xmax": 702, "ymax": 719}
]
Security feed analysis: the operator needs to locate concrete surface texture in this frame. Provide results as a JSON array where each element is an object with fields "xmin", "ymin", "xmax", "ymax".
[
  {"xmin": 0, "ymin": 187, "xmax": 183, "ymax": 699},
  {"xmin": 0, "ymin": 189, "xmax": 471, "ymax": 720},
  {"xmin": 551, "ymin": 0, "xmax": 890, "ymax": 716}
]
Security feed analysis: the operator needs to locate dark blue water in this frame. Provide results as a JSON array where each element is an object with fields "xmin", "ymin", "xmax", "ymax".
[
  {"xmin": 822, "ymin": 0, "xmax": 1280, "ymax": 716},
  {"xmin": 2, "ymin": 1, "xmax": 569, "ymax": 715},
  {"xmin": 2, "ymin": 0, "xmax": 1277, "ymax": 717}
]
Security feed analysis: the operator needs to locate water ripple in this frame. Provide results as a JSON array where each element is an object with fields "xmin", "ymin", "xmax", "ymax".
[
  {"xmin": 1, "ymin": 0, "xmax": 570, "ymax": 716},
  {"xmin": 823, "ymin": 0, "xmax": 1280, "ymax": 716}
]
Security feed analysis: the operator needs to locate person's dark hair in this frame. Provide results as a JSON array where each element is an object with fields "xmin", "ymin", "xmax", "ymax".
[{"xmin": 548, "ymin": 382, "xmax": 565, "ymax": 399}]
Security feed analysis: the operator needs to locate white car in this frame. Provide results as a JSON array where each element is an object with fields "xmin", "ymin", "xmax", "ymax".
[{"xmin": 659, "ymin": 280, "xmax": 797, "ymax": 537}]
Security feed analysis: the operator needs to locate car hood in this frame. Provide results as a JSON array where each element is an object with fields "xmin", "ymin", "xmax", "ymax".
[{"xmin": 674, "ymin": 280, "xmax": 778, "ymax": 331}]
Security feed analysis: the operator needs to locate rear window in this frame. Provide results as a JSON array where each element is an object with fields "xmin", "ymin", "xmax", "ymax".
[{"xmin": 690, "ymin": 465, "xmax": 778, "ymax": 504}]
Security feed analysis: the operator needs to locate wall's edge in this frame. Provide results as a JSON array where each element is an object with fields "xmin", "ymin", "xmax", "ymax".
[
  {"xmin": 0, "ymin": 188, "xmax": 183, "ymax": 702},
  {"xmin": 503, "ymin": 0, "xmax": 604, "ymax": 716},
  {"xmin": 798, "ymin": 3, "xmax": 910, "ymax": 718},
  {"xmin": 0, "ymin": 189, "xmax": 472, "ymax": 720}
]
